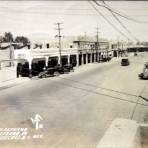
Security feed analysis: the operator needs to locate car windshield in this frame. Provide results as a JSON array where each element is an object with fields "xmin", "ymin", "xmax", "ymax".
[{"xmin": 122, "ymin": 59, "xmax": 128, "ymax": 62}]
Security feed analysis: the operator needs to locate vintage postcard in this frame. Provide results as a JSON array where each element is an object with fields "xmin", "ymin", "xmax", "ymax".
[{"xmin": 0, "ymin": 0, "xmax": 148, "ymax": 148}]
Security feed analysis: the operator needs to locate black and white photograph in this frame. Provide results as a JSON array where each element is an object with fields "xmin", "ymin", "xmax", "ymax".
[{"xmin": 0, "ymin": 0, "xmax": 148, "ymax": 147}]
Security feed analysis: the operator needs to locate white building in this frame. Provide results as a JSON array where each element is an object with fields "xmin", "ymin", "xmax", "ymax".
[{"xmin": 0, "ymin": 41, "xmax": 113, "ymax": 80}]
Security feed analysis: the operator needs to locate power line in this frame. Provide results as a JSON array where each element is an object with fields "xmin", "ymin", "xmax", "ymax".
[
  {"xmin": 110, "ymin": 11, "xmax": 139, "ymax": 42},
  {"xmin": 1, "ymin": 4, "xmax": 148, "ymax": 21},
  {"xmin": 88, "ymin": 1, "xmax": 132, "ymax": 41},
  {"xmin": 93, "ymin": 0, "xmax": 148, "ymax": 24},
  {"xmin": 1, "ymin": 2, "xmax": 148, "ymax": 24},
  {"xmin": 93, "ymin": 0, "xmax": 139, "ymax": 42}
]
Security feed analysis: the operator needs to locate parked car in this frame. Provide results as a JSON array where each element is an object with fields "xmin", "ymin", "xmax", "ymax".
[
  {"xmin": 121, "ymin": 58, "xmax": 130, "ymax": 66},
  {"xmin": 63, "ymin": 64, "xmax": 74, "ymax": 72},
  {"xmin": 38, "ymin": 64, "xmax": 75, "ymax": 78},
  {"xmin": 101, "ymin": 57, "xmax": 112, "ymax": 62},
  {"xmin": 107, "ymin": 57, "xmax": 112, "ymax": 61},
  {"xmin": 54, "ymin": 65, "xmax": 65, "ymax": 74},
  {"xmin": 38, "ymin": 67, "xmax": 55, "ymax": 78}
]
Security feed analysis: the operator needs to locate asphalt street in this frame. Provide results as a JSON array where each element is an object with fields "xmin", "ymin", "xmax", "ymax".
[{"xmin": 0, "ymin": 53, "xmax": 148, "ymax": 148}]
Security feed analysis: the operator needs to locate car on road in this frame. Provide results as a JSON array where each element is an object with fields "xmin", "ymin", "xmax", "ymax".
[
  {"xmin": 63, "ymin": 64, "xmax": 74, "ymax": 72},
  {"xmin": 38, "ymin": 67, "xmax": 55, "ymax": 78},
  {"xmin": 134, "ymin": 52, "xmax": 138, "ymax": 56},
  {"xmin": 38, "ymin": 66, "xmax": 65, "ymax": 78},
  {"xmin": 54, "ymin": 65, "xmax": 65, "ymax": 74},
  {"xmin": 139, "ymin": 63, "xmax": 148, "ymax": 79},
  {"xmin": 38, "ymin": 64, "xmax": 74, "ymax": 78},
  {"xmin": 100, "ymin": 57, "xmax": 112, "ymax": 62},
  {"xmin": 121, "ymin": 58, "xmax": 130, "ymax": 66}
]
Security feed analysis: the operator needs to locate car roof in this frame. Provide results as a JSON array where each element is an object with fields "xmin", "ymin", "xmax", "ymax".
[{"xmin": 122, "ymin": 58, "xmax": 128, "ymax": 60}]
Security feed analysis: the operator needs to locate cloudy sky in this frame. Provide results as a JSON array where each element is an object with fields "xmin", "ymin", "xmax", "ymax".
[{"xmin": 0, "ymin": 1, "xmax": 148, "ymax": 42}]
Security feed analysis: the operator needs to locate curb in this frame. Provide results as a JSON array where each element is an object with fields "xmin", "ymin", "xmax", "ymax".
[{"xmin": 0, "ymin": 78, "xmax": 30, "ymax": 91}]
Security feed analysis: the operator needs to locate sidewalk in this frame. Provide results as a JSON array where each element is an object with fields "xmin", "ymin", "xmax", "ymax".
[
  {"xmin": 0, "ymin": 56, "xmax": 127, "ymax": 91},
  {"xmin": 0, "ymin": 77, "xmax": 30, "ymax": 90}
]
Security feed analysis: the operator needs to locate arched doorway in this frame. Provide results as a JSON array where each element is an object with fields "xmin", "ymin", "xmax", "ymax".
[
  {"xmin": 48, "ymin": 57, "xmax": 58, "ymax": 68},
  {"xmin": 31, "ymin": 58, "xmax": 46, "ymax": 76}
]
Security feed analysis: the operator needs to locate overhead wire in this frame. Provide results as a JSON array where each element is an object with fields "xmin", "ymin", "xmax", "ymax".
[
  {"xmin": 93, "ymin": 0, "xmax": 139, "ymax": 42},
  {"xmin": 109, "ymin": 12, "xmax": 139, "ymax": 42},
  {"xmin": 88, "ymin": 0, "xmax": 133, "ymax": 41},
  {"xmin": 93, "ymin": 0, "xmax": 148, "ymax": 24}
]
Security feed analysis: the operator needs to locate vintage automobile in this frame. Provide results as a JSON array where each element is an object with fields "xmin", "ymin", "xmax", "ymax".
[
  {"xmin": 121, "ymin": 58, "xmax": 130, "ymax": 66},
  {"xmin": 139, "ymin": 63, "xmax": 148, "ymax": 79},
  {"xmin": 38, "ymin": 67, "xmax": 55, "ymax": 78},
  {"xmin": 54, "ymin": 65, "xmax": 65, "ymax": 74},
  {"xmin": 38, "ymin": 64, "xmax": 74, "ymax": 78},
  {"xmin": 63, "ymin": 64, "xmax": 74, "ymax": 72},
  {"xmin": 134, "ymin": 52, "xmax": 138, "ymax": 56},
  {"xmin": 101, "ymin": 56, "xmax": 112, "ymax": 62}
]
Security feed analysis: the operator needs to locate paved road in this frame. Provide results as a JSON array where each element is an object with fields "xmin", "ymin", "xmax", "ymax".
[{"xmin": 0, "ymin": 53, "xmax": 148, "ymax": 148}]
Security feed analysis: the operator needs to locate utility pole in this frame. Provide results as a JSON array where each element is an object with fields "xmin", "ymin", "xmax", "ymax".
[
  {"xmin": 9, "ymin": 41, "xmax": 13, "ymax": 67},
  {"xmin": 55, "ymin": 23, "xmax": 63, "ymax": 66},
  {"xmin": 84, "ymin": 32, "xmax": 87, "ymax": 41},
  {"xmin": 117, "ymin": 37, "xmax": 120, "ymax": 57},
  {"xmin": 96, "ymin": 27, "xmax": 99, "ymax": 50},
  {"xmin": 96, "ymin": 27, "xmax": 100, "ymax": 62},
  {"xmin": 128, "ymin": 39, "xmax": 130, "ymax": 48}
]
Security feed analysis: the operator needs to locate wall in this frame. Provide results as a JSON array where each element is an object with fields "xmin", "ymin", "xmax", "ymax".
[
  {"xmin": 97, "ymin": 118, "xmax": 142, "ymax": 148},
  {"xmin": 0, "ymin": 66, "xmax": 16, "ymax": 84}
]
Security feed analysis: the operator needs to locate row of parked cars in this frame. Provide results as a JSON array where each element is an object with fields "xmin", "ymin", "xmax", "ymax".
[
  {"xmin": 37, "ymin": 57, "xmax": 113, "ymax": 79},
  {"xmin": 38, "ymin": 64, "xmax": 74, "ymax": 78},
  {"xmin": 38, "ymin": 56, "xmax": 148, "ymax": 80}
]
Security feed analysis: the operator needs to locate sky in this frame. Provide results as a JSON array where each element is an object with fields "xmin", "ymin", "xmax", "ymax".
[{"xmin": 0, "ymin": 1, "xmax": 148, "ymax": 42}]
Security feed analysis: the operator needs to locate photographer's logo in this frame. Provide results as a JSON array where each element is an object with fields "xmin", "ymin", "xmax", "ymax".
[
  {"xmin": 0, "ymin": 114, "xmax": 44, "ymax": 140},
  {"xmin": 30, "ymin": 114, "xmax": 43, "ymax": 130}
]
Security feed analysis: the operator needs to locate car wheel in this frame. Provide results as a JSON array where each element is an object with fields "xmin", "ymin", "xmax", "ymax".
[
  {"xmin": 42, "ymin": 74, "xmax": 47, "ymax": 78},
  {"xmin": 29, "ymin": 74, "xmax": 32, "ymax": 78},
  {"xmin": 54, "ymin": 71, "xmax": 60, "ymax": 76},
  {"xmin": 70, "ymin": 69, "xmax": 74, "ymax": 72}
]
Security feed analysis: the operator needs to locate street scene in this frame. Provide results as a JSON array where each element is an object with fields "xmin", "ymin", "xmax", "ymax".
[
  {"xmin": 0, "ymin": 1, "xmax": 148, "ymax": 148},
  {"xmin": 1, "ymin": 53, "xmax": 148, "ymax": 147}
]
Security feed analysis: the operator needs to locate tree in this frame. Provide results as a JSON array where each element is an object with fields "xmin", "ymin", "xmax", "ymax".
[
  {"xmin": 3, "ymin": 32, "xmax": 13, "ymax": 42},
  {"xmin": 14, "ymin": 36, "xmax": 30, "ymax": 45},
  {"xmin": 0, "ymin": 36, "xmax": 3, "ymax": 43}
]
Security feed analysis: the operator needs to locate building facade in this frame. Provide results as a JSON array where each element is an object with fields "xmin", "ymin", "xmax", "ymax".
[{"xmin": 0, "ymin": 40, "xmax": 117, "ymax": 81}]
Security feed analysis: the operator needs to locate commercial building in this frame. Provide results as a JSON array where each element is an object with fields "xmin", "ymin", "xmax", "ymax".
[
  {"xmin": 0, "ymin": 40, "xmax": 122, "ymax": 81},
  {"xmin": 13, "ymin": 41, "xmax": 113, "ymax": 76}
]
